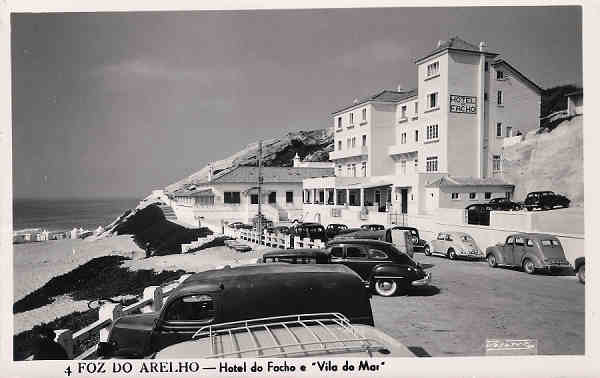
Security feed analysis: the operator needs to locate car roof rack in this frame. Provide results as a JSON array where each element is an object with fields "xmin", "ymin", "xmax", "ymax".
[{"xmin": 191, "ymin": 312, "xmax": 387, "ymax": 358}]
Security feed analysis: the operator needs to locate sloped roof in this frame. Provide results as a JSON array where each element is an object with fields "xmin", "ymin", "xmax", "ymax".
[
  {"xmin": 415, "ymin": 36, "xmax": 499, "ymax": 63},
  {"xmin": 492, "ymin": 59, "xmax": 543, "ymax": 93},
  {"xmin": 333, "ymin": 89, "xmax": 418, "ymax": 115},
  {"xmin": 210, "ymin": 166, "xmax": 334, "ymax": 184},
  {"xmin": 425, "ymin": 175, "xmax": 514, "ymax": 188}
]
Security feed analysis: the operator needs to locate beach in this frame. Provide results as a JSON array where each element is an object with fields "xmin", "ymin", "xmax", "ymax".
[{"xmin": 13, "ymin": 234, "xmax": 266, "ymax": 335}]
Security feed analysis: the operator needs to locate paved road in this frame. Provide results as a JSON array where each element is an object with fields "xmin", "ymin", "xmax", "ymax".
[{"xmin": 371, "ymin": 255, "xmax": 585, "ymax": 357}]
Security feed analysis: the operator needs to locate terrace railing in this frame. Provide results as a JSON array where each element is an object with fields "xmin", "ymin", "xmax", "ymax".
[{"xmin": 224, "ymin": 228, "xmax": 325, "ymax": 249}]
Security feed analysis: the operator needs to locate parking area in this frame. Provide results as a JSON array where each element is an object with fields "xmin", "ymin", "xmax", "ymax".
[{"xmin": 371, "ymin": 255, "xmax": 585, "ymax": 356}]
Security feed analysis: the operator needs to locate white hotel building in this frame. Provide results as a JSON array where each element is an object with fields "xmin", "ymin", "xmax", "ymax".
[{"xmin": 303, "ymin": 37, "xmax": 542, "ymax": 222}]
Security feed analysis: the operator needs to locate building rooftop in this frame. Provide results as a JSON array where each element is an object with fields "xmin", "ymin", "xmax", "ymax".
[
  {"xmin": 414, "ymin": 36, "xmax": 499, "ymax": 63},
  {"xmin": 210, "ymin": 166, "xmax": 334, "ymax": 184},
  {"xmin": 425, "ymin": 175, "xmax": 514, "ymax": 188},
  {"xmin": 333, "ymin": 89, "xmax": 418, "ymax": 115}
]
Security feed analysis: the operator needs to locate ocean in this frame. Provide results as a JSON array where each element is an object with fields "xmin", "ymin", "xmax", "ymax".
[{"xmin": 12, "ymin": 198, "xmax": 140, "ymax": 232}]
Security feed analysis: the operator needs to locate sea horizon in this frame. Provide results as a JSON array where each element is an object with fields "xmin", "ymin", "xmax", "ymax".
[{"xmin": 12, "ymin": 197, "xmax": 141, "ymax": 232}]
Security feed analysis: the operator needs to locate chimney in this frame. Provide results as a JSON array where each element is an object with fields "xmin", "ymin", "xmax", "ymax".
[
  {"xmin": 437, "ymin": 40, "xmax": 445, "ymax": 48},
  {"xmin": 396, "ymin": 84, "xmax": 404, "ymax": 92},
  {"xmin": 353, "ymin": 98, "xmax": 359, "ymax": 104},
  {"xmin": 479, "ymin": 41, "xmax": 487, "ymax": 52},
  {"xmin": 207, "ymin": 162, "xmax": 214, "ymax": 182}
]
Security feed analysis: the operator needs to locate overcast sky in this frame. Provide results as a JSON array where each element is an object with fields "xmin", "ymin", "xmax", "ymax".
[{"xmin": 11, "ymin": 6, "xmax": 582, "ymax": 199}]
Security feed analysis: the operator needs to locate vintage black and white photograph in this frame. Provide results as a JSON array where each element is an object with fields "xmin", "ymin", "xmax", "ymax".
[{"xmin": 6, "ymin": 3, "xmax": 590, "ymax": 374}]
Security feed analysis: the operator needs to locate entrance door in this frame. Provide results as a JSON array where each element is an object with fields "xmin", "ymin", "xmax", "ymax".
[{"xmin": 401, "ymin": 189, "xmax": 408, "ymax": 214}]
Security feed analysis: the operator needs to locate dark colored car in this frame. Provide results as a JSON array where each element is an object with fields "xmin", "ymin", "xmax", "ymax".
[
  {"xmin": 574, "ymin": 257, "xmax": 585, "ymax": 284},
  {"xmin": 98, "ymin": 264, "xmax": 416, "ymax": 358},
  {"xmin": 486, "ymin": 233, "xmax": 571, "ymax": 274},
  {"xmin": 326, "ymin": 239, "xmax": 430, "ymax": 296},
  {"xmin": 523, "ymin": 191, "xmax": 570, "ymax": 211},
  {"xmin": 334, "ymin": 227, "xmax": 415, "ymax": 258},
  {"xmin": 361, "ymin": 224, "xmax": 385, "ymax": 231},
  {"xmin": 465, "ymin": 204, "xmax": 493, "ymax": 226},
  {"xmin": 325, "ymin": 223, "xmax": 349, "ymax": 238},
  {"xmin": 289, "ymin": 222, "xmax": 328, "ymax": 243},
  {"xmin": 488, "ymin": 197, "xmax": 522, "ymax": 211},
  {"xmin": 266, "ymin": 225, "xmax": 290, "ymax": 234},
  {"xmin": 258, "ymin": 248, "xmax": 331, "ymax": 264}
]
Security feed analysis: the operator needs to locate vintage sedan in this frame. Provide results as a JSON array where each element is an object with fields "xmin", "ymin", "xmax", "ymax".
[
  {"xmin": 289, "ymin": 222, "xmax": 328, "ymax": 243},
  {"xmin": 258, "ymin": 248, "xmax": 331, "ymax": 264},
  {"xmin": 361, "ymin": 224, "xmax": 386, "ymax": 231},
  {"xmin": 488, "ymin": 197, "xmax": 522, "ymax": 211},
  {"xmin": 325, "ymin": 223, "xmax": 349, "ymax": 238},
  {"xmin": 334, "ymin": 227, "xmax": 415, "ymax": 258},
  {"xmin": 425, "ymin": 232, "xmax": 484, "ymax": 260},
  {"xmin": 98, "ymin": 264, "xmax": 415, "ymax": 358},
  {"xmin": 523, "ymin": 191, "xmax": 570, "ymax": 211},
  {"xmin": 486, "ymin": 233, "xmax": 571, "ymax": 274},
  {"xmin": 326, "ymin": 239, "xmax": 430, "ymax": 296}
]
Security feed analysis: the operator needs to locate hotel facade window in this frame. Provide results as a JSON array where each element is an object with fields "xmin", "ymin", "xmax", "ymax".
[
  {"xmin": 469, "ymin": 192, "xmax": 477, "ymax": 200},
  {"xmin": 506, "ymin": 126, "xmax": 513, "ymax": 137},
  {"xmin": 251, "ymin": 194, "xmax": 259, "ymax": 204},
  {"xmin": 337, "ymin": 117, "xmax": 342, "ymax": 129},
  {"xmin": 338, "ymin": 140, "xmax": 342, "ymax": 150},
  {"xmin": 350, "ymin": 112, "xmax": 354, "ymax": 125},
  {"xmin": 352, "ymin": 164, "xmax": 357, "ymax": 177},
  {"xmin": 401, "ymin": 105, "xmax": 407, "ymax": 119},
  {"xmin": 361, "ymin": 161, "xmax": 367, "ymax": 176},
  {"xmin": 451, "ymin": 192, "xmax": 460, "ymax": 200},
  {"xmin": 427, "ymin": 61, "xmax": 439, "ymax": 77},
  {"xmin": 347, "ymin": 138, "xmax": 351, "ymax": 148},
  {"xmin": 493, "ymin": 155, "xmax": 502, "ymax": 172},
  {"xmin": 485, "ymin": 192, "xmax": 492, "ymax": 200},
  {"xmin": 224, "ymin": 191, "xmax": 241, "ymax": 204},
  {"xmin": 426, "ymin": 124, "xmax": 439, "ymax": 140},
  {"xmin": 496, "ymin": 70, "xmax": 504, "ymax": 80},
  {"xmin": 414, "ymin": 102, "xmax": 418, "ymax": 115},
  {"xmin": 268, "ymin": 192, "xmax": 277, "ymax": 204},
  {"xmin": 362, "ymin": 134, "xmax": 367, "ymax": 146},
  {"xmin": 286, "ymin": 191, "xmax": 294, "ymax": 203},
  {"xmin": 401, "ymin": 160, "xmax": 407, "ymax": 175},
  {"xmin": 352, "ymin": 137, "xmax": 356, "ymax": 148},
  {"xmin": 428, "ymin": 92, "xmax": 438, "ymax": 109},
  {"xmin": 496, "ymin": 122, "xmax": 502, "ymax": 137},
  {"xmin": 415, "ymin": 130, "xmax": 419, "ymax": 142},
  {"xmin": 426, "ymin": 156, "xmax": 438, "ymax": 172},
  {"xmin": 362, "ymin": 108, "xmax": 367, "ymax": 121},
  {"xmin": 497, "ymin": 90, "xmax": 503, "ymax": 105},
  {"xmin": 401, "ymin": 132, "xmax": 407, "ymax": 144}
]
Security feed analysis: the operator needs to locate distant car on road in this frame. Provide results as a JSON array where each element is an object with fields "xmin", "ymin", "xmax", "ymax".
[
  {"xmin": 361, "ymin": 224, "xmax": 385, "ymax": 231},
  {"xmin": 523, "ymin": 191, "xmax": 570, "ymax": 211},
  {"xmin": 574, "ymin": 257, "xmax": 585, "ymax": 284},
  {"xmin": 326, "ymin": 239, "xmax": 430, "ymax": 296},
  {"xmin": 325, "ymin": 223, "xmax": 349, "ymax": 238},
  {"xmin": 425, "ymin": 232, "xmax": 484, "ymax": 260},
  {"xmin": 485, "ymin": 233, "xmax": 571, "ymax": 274},
  {"xmin": 99, "ymin": 264, "xmax": 415, "ymax": 358},
  {"xmin": 488, "ymin": 197, "xmax": 522, "ymax": 211}
]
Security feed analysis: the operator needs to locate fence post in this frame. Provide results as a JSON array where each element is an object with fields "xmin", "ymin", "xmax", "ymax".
[
  {"xmin": 54, "ymin": 329, "xmax": 74, "ymax": 359},
  {"xmin": 99, "ymin": 303, "xmax": 123, "ymax": 342},
  {"xmin": 142, "ymin": 286, "xmax": 163, "ymax": 313}
]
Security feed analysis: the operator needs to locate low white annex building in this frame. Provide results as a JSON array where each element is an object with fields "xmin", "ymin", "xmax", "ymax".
[{"xmin": 304, "ymin": 36, "xmax": 542, "ymax": 224}]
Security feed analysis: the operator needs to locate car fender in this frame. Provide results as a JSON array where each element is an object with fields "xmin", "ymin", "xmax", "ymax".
[
  {"xmin": 106, "ymin": 312, "xmax": 159, "ymax": 358},
  {"xmin": 369, "ymin": 264, "xmax": 412, "ymax": 283},
  {"xmin": 574, "ymin": 257, "xmax": 585, "ymax": 272},
  {"xmin": 486, "ymin": 246, "xmax": 506, "ymax": 264},
  {"xmin": 521, "ymin": 253, "xmax": 543, "ymax": 268}
]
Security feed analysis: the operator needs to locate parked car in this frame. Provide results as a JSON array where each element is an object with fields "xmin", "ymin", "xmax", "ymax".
[
  {"xmin": 488, "ymin": 197, "xmax": 522, "ymax": 211},
  {"xmin": 523, "ymin": 191, "xmax": 570, "ymax": 211},
  {"xmin": 98, "ymin": 264, "xmax": 415, "ymax": 358},
  {"xmin": 266, "ymin": 225, "xmax": 290, "ymax": 234},
  {"xmin": 334, "ymin": 227, "xmax": 415, "ymax": 258},
  {"xmin": 325, "ymin": 223, "xmax": 349, "ymax": 238},
  {"xmin": 258, "ymin": 248, "xmax": 331, "ymax": 264},
  {"xmin": 289, "ymin": 222, "xmax": 328, "ymax": 243},
  {"xmin": 574, "ymin": 257, "xmax": 585, "ymax": 284},
  {"xmin": 485, "ymin": 233, "xmax": 571, "ymax": 274},
  {"xmin": 361, "ymin": 224, "xmax": 385, "ymax": 231},
  {"xmin": 228, "ymin": 222, "xmax": 246, "ymax": 229},
  {"xmin": 326, "ymin": 239, "xmax": 430, "ymax": 296},
  {"xmin": 390, "ymin": 226, "xmax": 427, "ymax": 253},
  {"xmin": 465, "ymin": 204, "xmax": 493, "ymax": 226},
  {"xmin": 425, "ymin": 232, "xmax": 484, "ymax": 260}
]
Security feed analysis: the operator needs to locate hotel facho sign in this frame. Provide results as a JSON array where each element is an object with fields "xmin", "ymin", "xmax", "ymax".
[{"xmin": 449, "ymin": 94, "xmax": 477, "ymax": 114}]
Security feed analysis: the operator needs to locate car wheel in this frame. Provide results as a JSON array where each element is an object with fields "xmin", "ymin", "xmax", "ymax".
[
  {"xmin": 374, "ymin": 279, "xmax": 398, "ymax": 297},
  {"xmin": 522, "ymin": 259, "xmax": 536, "ymax": 274},
  {"xmin": 526, "ymin": 206, "xmax": 532, "ymax": 212},
  {"xmin": 487, "ymin": 254, "xmax": 497, "ymax": 268},
  {"xmin": 448, "ymin": 248, "xmax": 457, "ymax": 260},
  {"xmin": 424, "ymin": 245, "xmax": 432, "ymax": 256},
  {"xmin": 577, "ymin": 264, "xmax": 585, "ymax": 284},
  {"xmin": 514, "ymin": 204, "xmax": 522, "ymax": 211}
]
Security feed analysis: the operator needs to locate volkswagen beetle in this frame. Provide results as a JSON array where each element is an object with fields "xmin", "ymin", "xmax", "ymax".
[{"xmin": 424, "ymin": 232, "xmax": 484, "ymax": 260}]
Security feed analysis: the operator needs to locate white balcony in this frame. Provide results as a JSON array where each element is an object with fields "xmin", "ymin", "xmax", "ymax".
[
  {"xmin": 329, "ymin": 146, "xmax": 368, "ymax": 161},
  {"xmin": 388, "ymin": 144, "xmax": 418, "ymax": 156}
]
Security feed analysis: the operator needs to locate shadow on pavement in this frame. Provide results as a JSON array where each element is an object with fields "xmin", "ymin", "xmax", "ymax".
[
  {"xmin": 407, "ymin": 346, "xmax": 432, "ymax": 357},
  {"xmin": 407, "ymin": 285, "xmax": 440, "ymax": 297}
]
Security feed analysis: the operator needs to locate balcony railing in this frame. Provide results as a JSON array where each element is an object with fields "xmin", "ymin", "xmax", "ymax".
[
  {"xmin": 388, "ymin": 144, "xmax": 418, "ymax": 156},
  {"xmin": 329, "ymin": 146, "xmax": 368, "ymax": 160}
]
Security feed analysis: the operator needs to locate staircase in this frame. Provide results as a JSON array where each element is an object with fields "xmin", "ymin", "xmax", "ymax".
[{"xmin": 158, "ymin": 204, "xmax": 178, "ymax": 221}]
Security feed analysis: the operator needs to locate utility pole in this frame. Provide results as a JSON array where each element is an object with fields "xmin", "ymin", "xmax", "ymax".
[{"xmin": 257, "ymin": 140, "xmax": 263, "ymax": 238}]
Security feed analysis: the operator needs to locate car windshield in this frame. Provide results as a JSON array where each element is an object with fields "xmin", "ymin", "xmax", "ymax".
[{"xmin": 541, "ymin": 239, "xmax": 561, "ymax": 247}]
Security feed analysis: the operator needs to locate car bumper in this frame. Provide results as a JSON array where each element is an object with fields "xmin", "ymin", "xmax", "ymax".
[
  {"xmin": 411, "ymin": 272, "xmax": 431, "ymax": 287},
  {"xmin": 542, "ymin": 263, "xmax": 571, "ymax": 271}
]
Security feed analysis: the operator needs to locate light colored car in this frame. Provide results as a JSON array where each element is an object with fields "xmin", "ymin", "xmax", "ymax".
[{"xmin": 425, "ymin": 232, "xmax": 484, "ymax": 260}]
